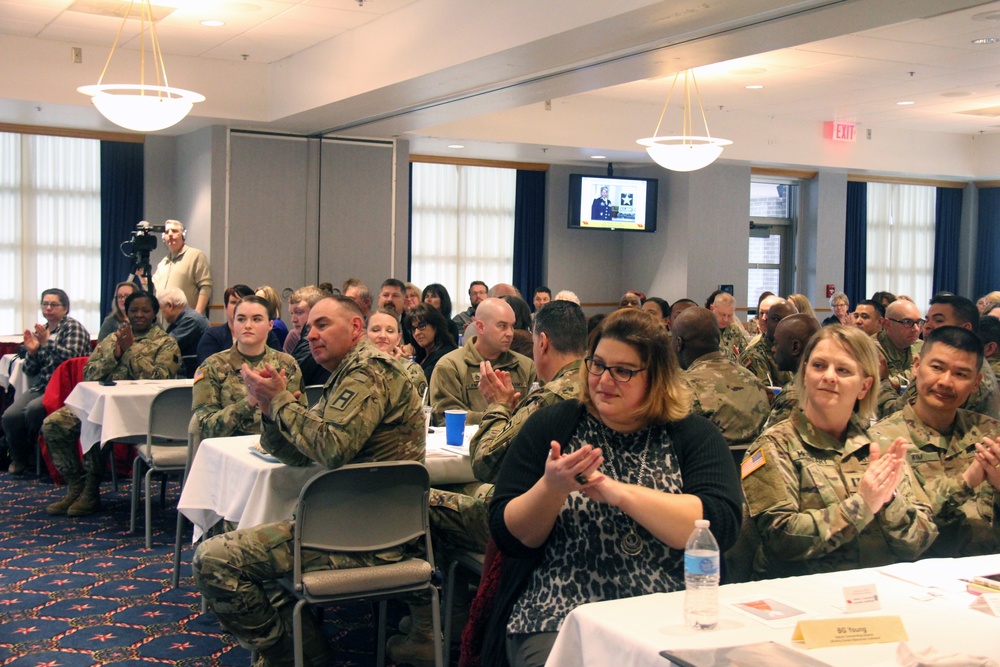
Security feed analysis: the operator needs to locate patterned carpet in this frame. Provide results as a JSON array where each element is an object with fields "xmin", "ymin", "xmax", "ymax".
[{"xmin": 0, "ymin": 471, "xmax": 395, "ymax": 667}]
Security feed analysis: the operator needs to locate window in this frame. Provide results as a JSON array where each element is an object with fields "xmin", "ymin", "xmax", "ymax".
[
  {"xmin": 747, "ymin": 182, "xmax": 795, "ymax": 310},
  {"xmin": 0, "ymin": 133, "xmax": 102, "ymax": 334},
  {"xmin": 410, "ymin": 162, "xmax": 516, "ymax": 315},
  {"xmin": 866, "ymin": 182, "xmax": 935, "ymax": 307}
]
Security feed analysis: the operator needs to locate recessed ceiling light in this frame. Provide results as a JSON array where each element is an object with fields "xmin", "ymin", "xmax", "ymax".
[
  {"xmin": 590, "ymin": 155, "xmax": 606, "ymax": 159},
  {"xmin": 447, "ymin": 144, "xmax": 464, "ymax": 149},
  {"xmin": 972, "ymin": 37, "xmax": 1000, "ymax": 45},
  {"xmin": 200, "ymin": 19, "xmax": 225, "ymax": 27},
  {"xmin": 897, "ymin": 101, "xmax": 915, "ymax": 106},
  {"xmin": 745, "ymin": 85, "xmax": 764, "ymax": 90}
]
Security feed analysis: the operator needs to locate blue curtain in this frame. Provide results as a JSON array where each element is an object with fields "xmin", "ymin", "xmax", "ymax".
[
  {"xmin": 512, "ymin": 170, "xmax": 546, "ymax": 298},
  {"xmin": 844, "ymin": 181, "xmax": 867, "ymax": 308},
  {"xmin": 975, "ymin": 187, "xmax": 1000, "ymax": 297},
  {"xmin": 933, "ymin": 187, "xmax": 963, "ymax": 296},
  {"xmin": 100, "ymin": 141, "xmax": 144, "ymax": 318}
]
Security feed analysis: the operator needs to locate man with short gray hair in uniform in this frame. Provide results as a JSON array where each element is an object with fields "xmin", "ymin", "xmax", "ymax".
[{"xmin": 192, "ymin": 295, "xmax": 424, "ymax": 667}]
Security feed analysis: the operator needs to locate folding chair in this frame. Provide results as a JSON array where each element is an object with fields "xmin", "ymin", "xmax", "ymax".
[
  {"xmin": 130, "ymin": 385, "xmax": 194, "ymax": 548},
  {"xmin": 303, "ymin": 384, "xmax": 324, "ymax": 407},
  {"xmin": 172, "ymin": 415, "xmax": 202, "ymax": 589},
  {"xmin": 278, "ymin": 461, "xmax": 443, "ymax": 667},
  {"xmin": 442, "ymin": 549, "xmax": 485, "ymax": 667}
]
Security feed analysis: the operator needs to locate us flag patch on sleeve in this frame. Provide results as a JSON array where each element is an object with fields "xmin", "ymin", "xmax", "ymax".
[
  {"xmin": 741, "ymin": 449, "xmax": 766, "ymax": 479},
  {"xmin": 193, "ymin": 368, "xmax": 205, "ymax": 383}
]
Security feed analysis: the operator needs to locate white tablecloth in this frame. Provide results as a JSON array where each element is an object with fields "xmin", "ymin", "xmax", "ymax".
[
  {"xmin": 63, "ymin": 379, "xmax": 195, "ymax": 452},
  {"xmin": 0, "ymin": 354, "xmax": 29, "ymax": 395},
  {"xmin": 547, "ymin": 554, "xmax": 1000, "ymax": 667},
  {"xmin": 178, "ymin": 425, "xmax": 477, "ymax": 540}
]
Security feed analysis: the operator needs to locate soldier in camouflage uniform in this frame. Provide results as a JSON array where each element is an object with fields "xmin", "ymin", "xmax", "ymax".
[
  {"xmin": 192, "ymin": 296, "xmax": 424, "ymax": 667},
  {"xmin": 429, "ymin": 297, "xmax": 536, "ymax": 425},
  {"xmin": 887, "ymin": 295, "xmax": 1000, "ymax": 419},
  {"xmin": 672, "ymin": 307, "xmax": 769, "ymax": 461},
  {"xmin": 869, "ymin": 326, "xmax": 1000, "ymax": 557},
  {"xmin": 875, "ymin": 299, "xmax": 923, "ymax": 389},
  {"xmin": 739, "ymin": 299, "xmax": 796, "ymax": 388},
  {"xmin": 45, "ymin": 291, "xmax": 180, "ymax": 517},
  {"xmin": 193, "ymin": 296, "xmax": 303, "ymax": 439},
  {"xmin": 708, "ymin": 291, "xmax": 748, "ymax": 364},
  {"xmin": 979, "ymin": 315, "xmax": 1000, "ymax": 380},
  {"xmin": 761, "ymin": 314, "xmax": 821, "ymax": 429},
  {"xmin": 742, "ymin": 326, "xmax": 936, "ymax": 579}
]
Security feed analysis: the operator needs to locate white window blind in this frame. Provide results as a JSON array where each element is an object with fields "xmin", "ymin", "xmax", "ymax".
[{"xmin": 866, "ymin": 182, "xmax": 935, "ymax": 308}]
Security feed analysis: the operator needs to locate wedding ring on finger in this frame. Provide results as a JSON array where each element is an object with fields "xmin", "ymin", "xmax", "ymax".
[{"xmin": 575, "ymin": 472, "xmax": 590, "ymax": 486}]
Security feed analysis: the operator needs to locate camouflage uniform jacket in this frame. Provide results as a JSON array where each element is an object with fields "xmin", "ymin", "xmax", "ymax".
[
  {"xmin": 686, "ymin": 351, "xmax": 770, "ymax": 450},
  {"xmin": 470, "ymin": 359, "xmax": 582, "ymax": 484},
  {"xmin": 989, "ymin": 356, "xmax": 1000, "ymax": 381},
  {"xmin": 193, "ymin": 344, "xmax": 303, "ymax": 439},
  {"xmin": 763, "ymin": 382, "xmax": 797, "ymax": 431},
  {"xmin": 430, "ymin": 335, "xmax": 537, "ymax": 426},
  {"xmin": 83, "ymin": 326, "xmax": 180, "ymax": 381},
  {"xmin": 400, "ymin": 357, "xmax": 428, "ymax": 401},
  {"xmin": 261, "ymin": 338, "xmax": 424, "ymax": 469},
  {"xmin": 738, "ymin": 335, "xmax": 792, "ymax": 388},
  {"xmin": 742, "ymin": 409, "xmax": 936, "ymax": 578},
  {"xmin": 889, "ymin": 357, "xmax": 1000, "ymax": 420},
  {"xmin": 718, "ymin": 321, "xmax": 747, "ymax": 364},
  {"xmin": 876, "ymin": 329, "xmax": 917, "ymax": 389},
  {"xmin": 869, "ymin": 404, "xmax": 1000, "ymax": 556}
]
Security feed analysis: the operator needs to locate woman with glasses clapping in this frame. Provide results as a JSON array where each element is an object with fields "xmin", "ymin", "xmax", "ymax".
[{"xmin": 485, "ymin": 308, "xmax": 743, "ymax": 667}]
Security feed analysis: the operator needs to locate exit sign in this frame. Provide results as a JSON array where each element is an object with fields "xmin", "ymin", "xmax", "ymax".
[{"xmin": 826, "ymin": 121, "xmax": 857, "ymax": 142}]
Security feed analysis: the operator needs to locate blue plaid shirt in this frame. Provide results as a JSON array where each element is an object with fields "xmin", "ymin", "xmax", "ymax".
[{"xmin": 22, "ymin": 315, "xmax": 91, "ymax": 391}]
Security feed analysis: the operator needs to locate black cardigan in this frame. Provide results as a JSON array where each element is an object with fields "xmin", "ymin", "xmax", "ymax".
[{"xmin": 483, "ymin": 399, "xmax": 743, "ymax": 666}]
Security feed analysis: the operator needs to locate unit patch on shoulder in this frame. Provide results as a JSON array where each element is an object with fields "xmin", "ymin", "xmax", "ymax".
[{"xmin": 332, "ymin": 388, "xmax": 357, "ymax": 411}]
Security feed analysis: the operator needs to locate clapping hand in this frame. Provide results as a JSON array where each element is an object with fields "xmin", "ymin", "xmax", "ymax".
[
  {"xmin": 241, "ymin": 362, "xmax": 288, "ymax": 414},
  {"xmin": 115, "ymin": 321, "xmax": 135, "ymax": 358},
  {"xmin": 22, "ymin": 328, "xmax": 39, "ymax": 354},
  {"xmin": 543, "ymin": 441, "xmax": 603, "ymax": 497},
  {"xmin": 478, "ymin": 361, "xmax": 520, "ymax": 409},
  {"xmin": 972, "ymin": 437, "xmax": 1000, "ymax": 490},
  {"xmin": 859, "ymin": 438, "xmax": 908, "ymax": 514},
  {"xmin": 33, "ymin": 323, "xmax": 50, "ymax": 346}
]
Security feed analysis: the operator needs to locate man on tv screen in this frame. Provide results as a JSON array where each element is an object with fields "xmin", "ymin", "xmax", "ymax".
[{"xmin": 591, "ymin": 185, "xmax": 613, "ymax": 220}]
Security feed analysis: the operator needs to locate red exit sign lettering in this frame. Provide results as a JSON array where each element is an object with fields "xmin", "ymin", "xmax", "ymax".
[{"xmin": 825, "ymin": 121, "xmax": 857, "ymax": 143}]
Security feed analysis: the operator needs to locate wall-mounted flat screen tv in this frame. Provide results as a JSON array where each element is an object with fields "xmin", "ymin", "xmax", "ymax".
[{"xmin": 568, "ymin": 174, "xmax": 658, "ymax": 232}]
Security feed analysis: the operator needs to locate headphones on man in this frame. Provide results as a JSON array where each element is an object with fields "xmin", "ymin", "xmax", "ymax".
[{"xmin": 162, "ymin": 220, "xmax": 187, "ymax": 241}]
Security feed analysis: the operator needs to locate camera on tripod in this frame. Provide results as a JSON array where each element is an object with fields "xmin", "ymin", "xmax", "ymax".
[{"xmin": 121, "ymin": 221, "xmax": 166, "ymax": 295}]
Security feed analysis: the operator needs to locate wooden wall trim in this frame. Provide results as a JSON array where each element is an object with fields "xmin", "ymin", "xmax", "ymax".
[
  {"xmin": 751, "ymin": 167, "xmax": 818, "ymax": 180},
  {"xmin": 0, "ymin": 122, "xmax": 144, "ymax": 143},
  {"xmin": 974, "ymin": 180, "xmax": 1000, "ymax": 189},
  {"xmin": 411, "ymin": 154, "xmax": 548, "ymax": 171},
  {"xmin": 847, "ymin": 173, "xmax": 966, "ymax": 188}
]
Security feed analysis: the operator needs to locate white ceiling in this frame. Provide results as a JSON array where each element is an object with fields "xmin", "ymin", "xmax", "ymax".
[{"xmin": 2, "ymin": 0, "xmax": 1000, "ymax": 174}]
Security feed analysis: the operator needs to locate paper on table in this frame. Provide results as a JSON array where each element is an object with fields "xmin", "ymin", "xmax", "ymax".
[
  {"xmin": 877, "ymin": 559, "xmax": 972, "ymax": 593},
  {"xmin": 725, "ymin": 596, "xmax": 810, "ymax": 628}
]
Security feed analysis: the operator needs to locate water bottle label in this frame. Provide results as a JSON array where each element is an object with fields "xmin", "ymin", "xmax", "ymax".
[{"xmin": 684, "ymin": 553, "xmax": 719, "ymax": 575}]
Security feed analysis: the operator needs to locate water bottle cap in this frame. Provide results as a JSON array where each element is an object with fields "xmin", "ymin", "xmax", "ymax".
[{"xmin": 695, "ymin": 519, "xmax": 709, "ymax": 528}]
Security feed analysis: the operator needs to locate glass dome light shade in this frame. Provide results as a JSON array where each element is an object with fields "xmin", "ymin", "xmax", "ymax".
[
  {"xmin": 78, "ymin": 84, "xmax": 205, "ymax": 132},
  {"xmin": 636, "ymin": 136, "xmax": 732, "ymax": 172}
]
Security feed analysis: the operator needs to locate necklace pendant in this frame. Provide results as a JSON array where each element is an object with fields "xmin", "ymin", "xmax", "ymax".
[{"xmin": 621, "ymin": 529, "xmax": 643, "ymax": 556}]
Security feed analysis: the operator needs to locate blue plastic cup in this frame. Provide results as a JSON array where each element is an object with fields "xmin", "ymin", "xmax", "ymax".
[{"xmin": 444, "ymin": 410, "xmax": 467, "ymax": 446}]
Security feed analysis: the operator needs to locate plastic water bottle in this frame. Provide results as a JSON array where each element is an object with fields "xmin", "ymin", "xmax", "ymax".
[{"xmin": 684, "ymin": 519, "xmax": 719, "ymax": 630}]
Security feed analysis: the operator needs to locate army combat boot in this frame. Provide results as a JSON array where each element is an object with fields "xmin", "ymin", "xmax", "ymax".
[
  {"xmin": 386, "ymin": 602, "xmax": 439, "ymax": 667},
  {"xmin": 67, "ymin": 474, "xmax": 101, "ymax": 517},
  {"xmin": 47, "ymin": 476, "xmax": 84, "ymax": 515}
]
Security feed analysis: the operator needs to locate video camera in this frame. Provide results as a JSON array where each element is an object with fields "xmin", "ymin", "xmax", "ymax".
[{"xmin": 121, "ymin": 221, "xmax": 167, "ymax": 293}]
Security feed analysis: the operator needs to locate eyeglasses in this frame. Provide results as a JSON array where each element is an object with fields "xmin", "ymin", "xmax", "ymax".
[
  {"xmin": 412, "ymin": 322, "xmax": 428, "ymax": 331},
  {"xmin": 584, "ymin": 357, "xmax": 646, "ymax": 382},
  {"xmin": 116, "ymin": 294, "xmax": 130, "ymax": 302},
  {"xmin": 40, "ymin": 301, "xmax": 63, "ymax": 309},
  {"xmin": 888, "ymin": 317, "xmax": 925, "ymax": 328}
]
